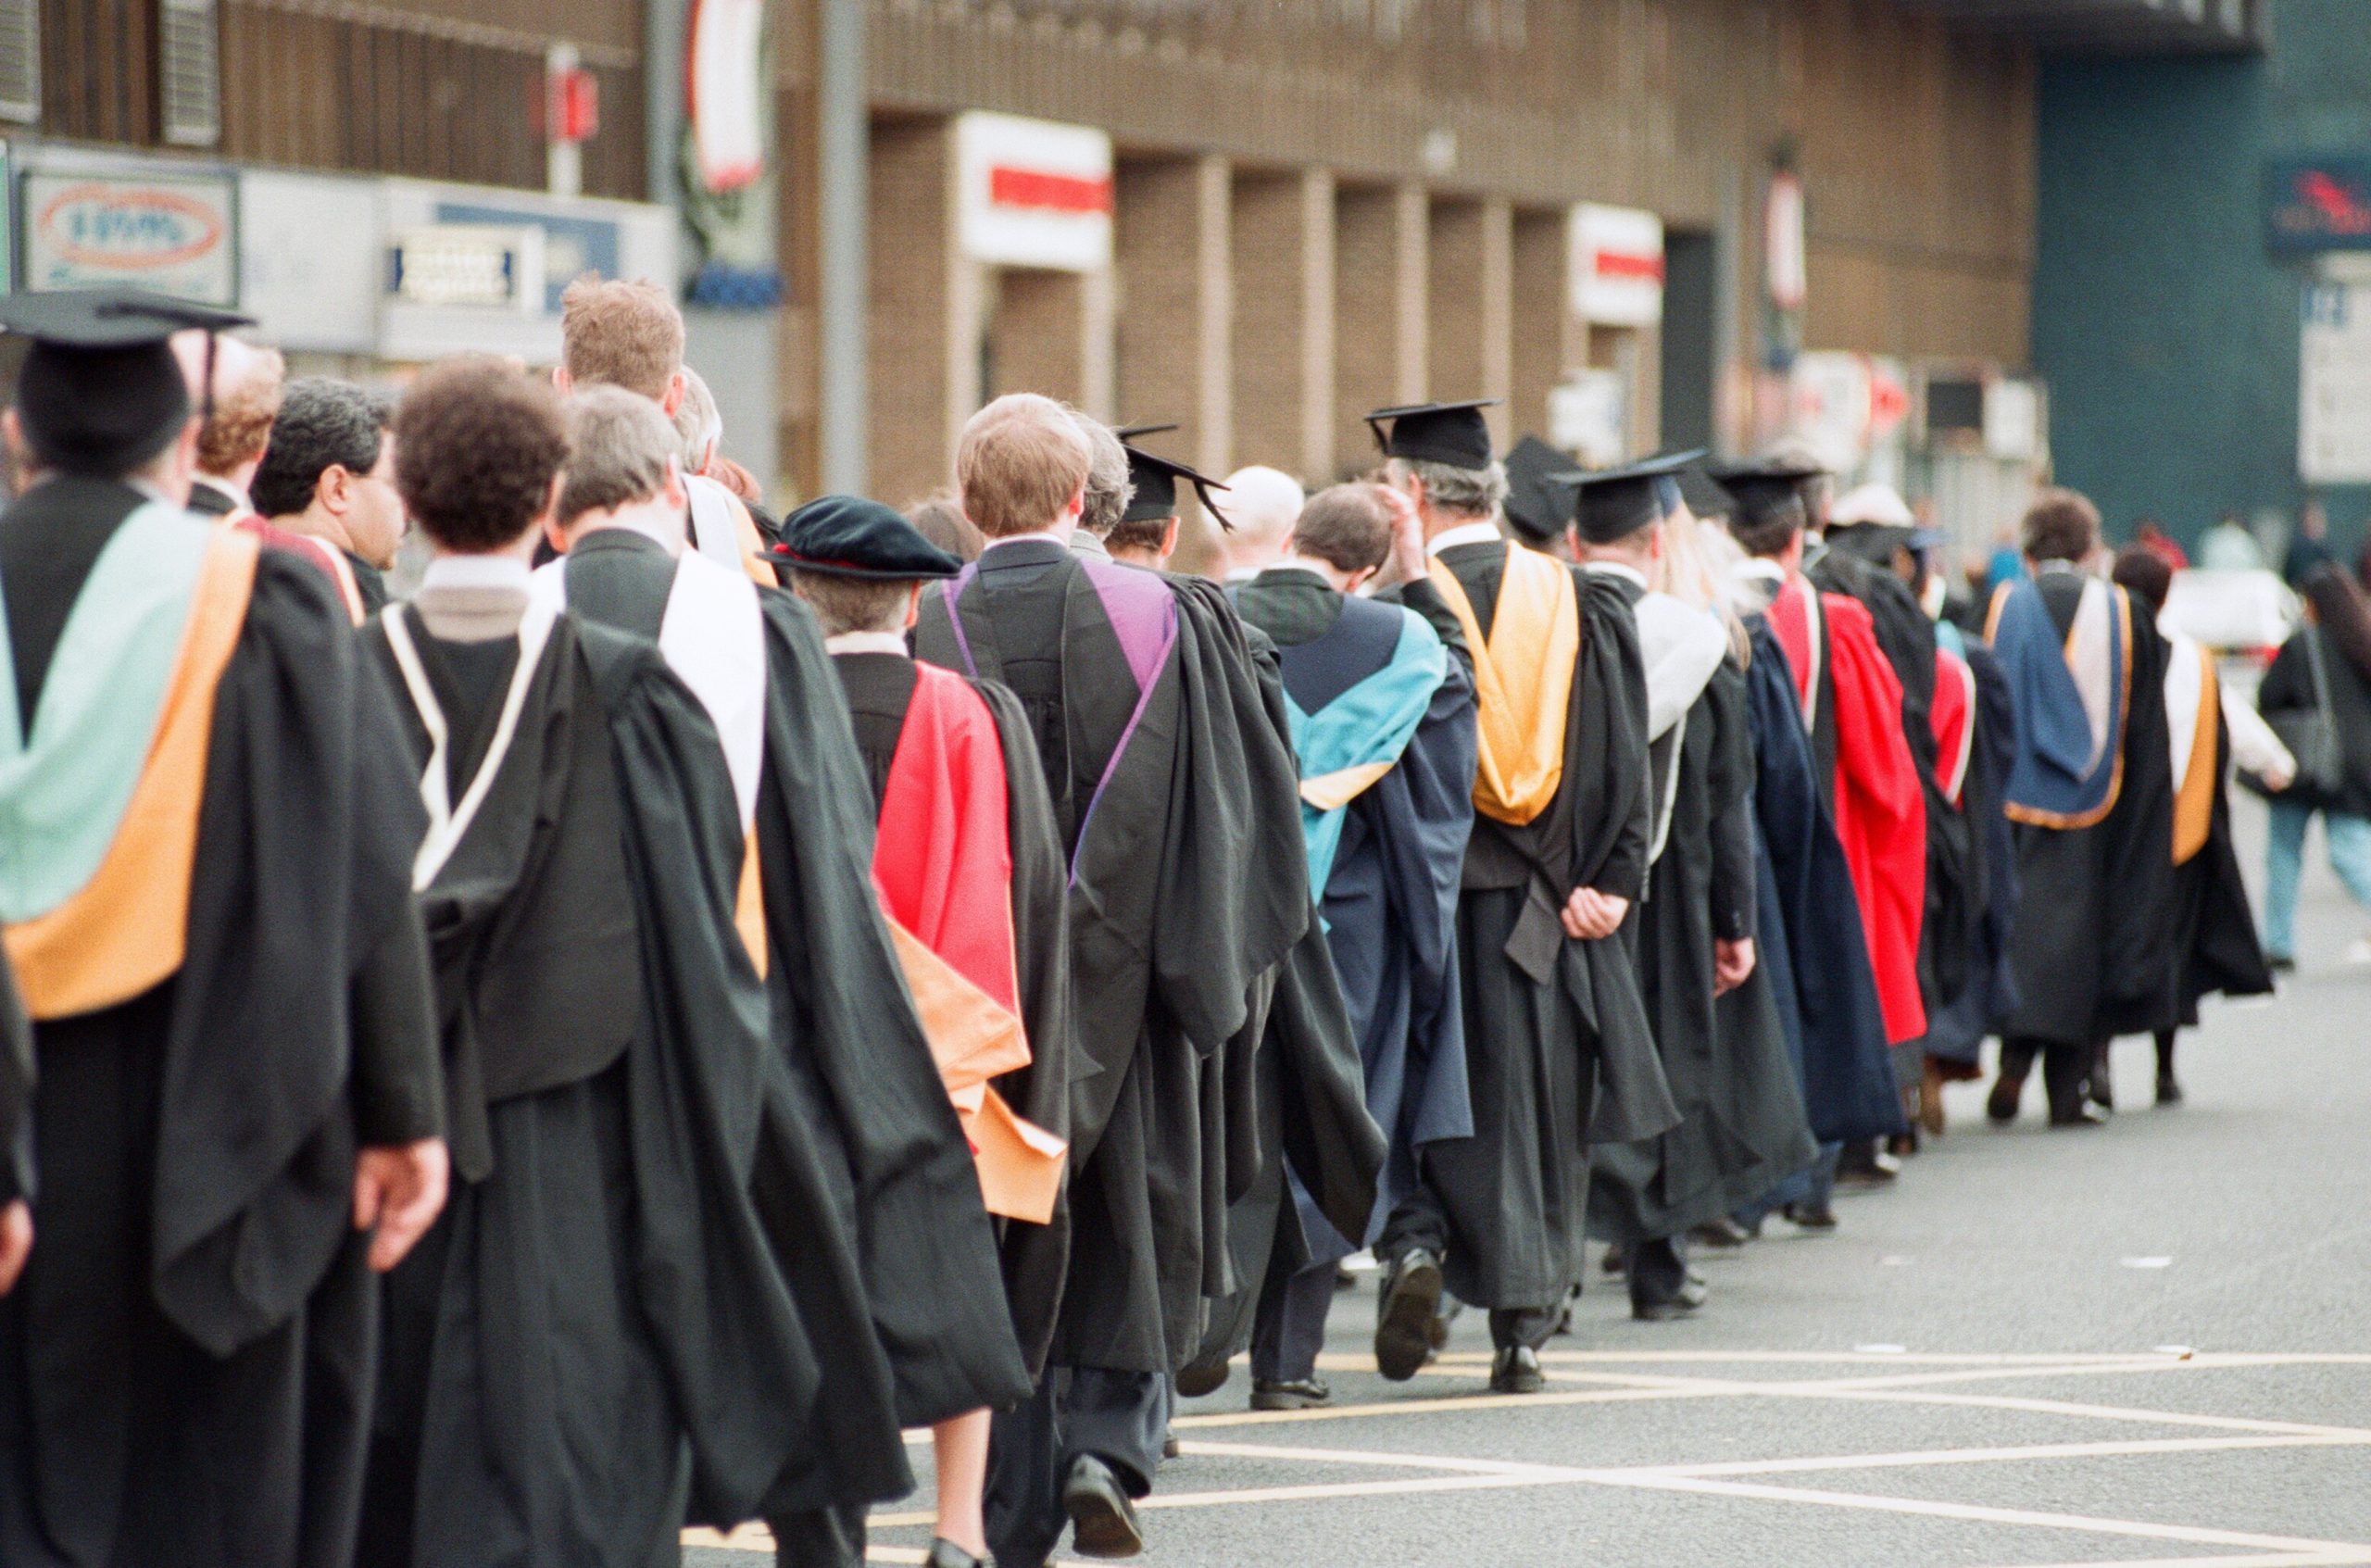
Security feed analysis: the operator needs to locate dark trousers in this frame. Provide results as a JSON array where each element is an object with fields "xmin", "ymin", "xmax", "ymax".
[
  {"xmin": 985, "ymin": 1367, "xmax": 1169, "ymax": 1568},
  {"xmin": 1999, "ymin": 1035, "xmax": 2097, "ymax": 1121},
  {"xmin": 1249, "ymin": 1256, "xmax": 1336, "ymax": 1385},
  {"xmin": 1626, "ymin": 1235, "xmax": 1689, "ymax": 1309},
  {"xmin": 1375, "ymin": 1185, "xmax": 1562, "ymax": 1354},
  {"xmin": 770, "ymin": 1501, "xmax": 866, "ymax": 1568}
]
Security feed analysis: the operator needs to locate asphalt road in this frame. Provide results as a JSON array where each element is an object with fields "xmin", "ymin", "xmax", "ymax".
[{"xmin": 691, "ymin": 797, "xmax": 2371, "ymax": 1567}]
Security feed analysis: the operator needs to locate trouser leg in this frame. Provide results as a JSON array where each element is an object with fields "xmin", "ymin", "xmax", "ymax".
[
  {"xmin": 1250, "ymin": 1259, "xmax": 1337, "ymax": 1386},
  {"xmin": 1998, "ymin": 1036, "xmax": 2039, "ymax": 1084},
  {"xmin": 771, "ymin": 1502, "xmax": 866, "ymax": 1568},
  {"xmin": 1487, "ymin": 1305, "xmax": 1560, "ymax": 1353},
  {"xmin": 984, "ymin": 1378, "xmax": 1064, "ymax": 1568},
  {"xmin": 2322, "ymin": 811, "xmax": 2371, "ymax": 914},
  {"xmin": 2154, "ymin": 1029, "xmax": 2177, "ymax": 1077},
  {"xmin": 2263, "ymin": 799, "xmax": 2311, "ymax": 956},
  {"xmin": 1061, "ymin": 1369, "xmax": 1168, "ymax": 1499},
  {"xmin": 2041, "ymin": 1041, "xmax": 2092, "ymax": 1122},
  {"xmin": 1627, "ymin": 1236, "xmax": 1689, "ymax": 1308},
  {"xmin": 1374, "ymin": 1178, "xmax": 1450, "ymax": 1265}
]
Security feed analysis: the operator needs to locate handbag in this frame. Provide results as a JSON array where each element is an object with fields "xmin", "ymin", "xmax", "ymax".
[{"xmin": 2267, "ymin": 628, "xmax": 2346, "ymax": 797}]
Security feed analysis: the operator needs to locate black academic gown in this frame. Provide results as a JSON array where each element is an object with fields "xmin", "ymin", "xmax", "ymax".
[
  {"xmin": 360, "ymin": 608, "xmax": 865, "ymax": 1567},
  {"xmin": 1921, "ymin": 644, "xmax": 2023, "ymax": 1074},
  {"xmin": 0, "ymin": 957, "xmax": 25, "ymax": 1210},
  {"xmin": 916, "ymin": 540, "xmax": 1307, "ymax": 1377},
  {"xmin": 0, "ymin": 478, "xmax": 442, "ymax": 1568},
  {"xmin": 1740, "ymin": 616, "xmax": 1905, "ymax": 1145},
  {"xmin": 1390, "ymin": 548, "xmax": 1674, "ymax": 1312},
  {"xmin": 1593, "ymin": 653, "xmax": 1817, "ymax": 1245},
  {"xmin": 2166, "ymin": 707, "xmax": 2273, "ymax": 1023},
  {"xmin": 558, "ymin": 530, "xmax": 1029, "ymax": 1439},
  {"xmin": 1999, "ymin": 575, "xmax": 2182, "ymax": 1047},
  {"xmin": 831, "ymin": 648, "xmax": 1075, "ymax": 1380}
]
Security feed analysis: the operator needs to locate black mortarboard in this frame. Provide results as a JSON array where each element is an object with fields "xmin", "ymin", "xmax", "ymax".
[
  {"xmin": 1675, "ymin": 462, "xmax": 1735, "ymax": 521},
  {"xmin": 1571, "ymin": 449, "xmax": 1706, "ymax": 545},
  {"xmin": 771, "ymin": 494, "xmax": 963, "ymax": 581},
  {"xmin": 0, "ymin": 287, "xmax": 253, "ymax": 479},
  {"xmin": 1120, "ymin": 437, "xmax": 1232, "ymax": 529},
  {"xmin": 1502, "ymin": 434, "xmax": 1581, "ymax": 545},
  {"xmin": 1364, "ymin": 398, "xmax": 1499, "ymax": 470},
  {"xmin": 1707, "ymin": 458, "xmax": 1823, "ymax": 535}
]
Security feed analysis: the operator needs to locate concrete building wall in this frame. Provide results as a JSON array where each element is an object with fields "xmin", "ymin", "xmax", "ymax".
[{"xmin": 2034, "ymin": 0, "xmax": 2371, "ymax": 547}]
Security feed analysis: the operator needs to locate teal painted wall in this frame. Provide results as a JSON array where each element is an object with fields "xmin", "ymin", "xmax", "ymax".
[{"xmin": 2034, "ymin": 0, "xmax": 2371, "ymax": 551}]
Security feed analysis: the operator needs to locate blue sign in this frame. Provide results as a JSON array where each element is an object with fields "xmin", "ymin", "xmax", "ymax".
[
  {"xmin": 2266, "ymin": 157, "xmax": 2371, "ymax": 255},
  {"xmin": 433, "ymin": 201, "xmax": 620, "ymax": 313}
]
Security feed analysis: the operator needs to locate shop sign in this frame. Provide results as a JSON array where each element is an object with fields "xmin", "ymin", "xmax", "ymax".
[
  {"xmin": 21, "ymin": 167, "xmax": 238, "ymax": 305},
  {"xmin": 2301, "ymin": 280, "xmax": 2371, "ymax": 483},
  {"xmin": 956, "ymin": 112, "xmax": 1112, "ymax": 273},
  {"xmin": 2265, "ymin": 157, "xmax": 2371, "ymax": 256},
  {"xmin": 433, "ymin": 199, "xmax": 619, "ymax": 314},
  {"xmin": 1567, "ymin": 204, "xmax": 1662, "ymax": 327},
  {"xmin": 386, "ymin": 225, "xmax": 542, "ymax": 312}
]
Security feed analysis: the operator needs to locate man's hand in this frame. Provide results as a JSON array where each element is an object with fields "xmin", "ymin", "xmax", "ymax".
[
  {"xmin": 355, "ymin": 1138, "xmax": 450, "ymax": 1273},
  {"xmin": 0, "ymin": 1200, "xmax": 30, "ymax": 1296},
  {"xmin": 1562, "ymin": 887, "xmax": 1631, "ymax": 941},
  {"xmin": 2263, "ymin": 759, "xmax": 2296, "ymax": 792},
  {"xmin": 1714, "ymin": 937, "xmax": 1757, "ymax": 996},
  {"xmin": 1379, "ymin": 483, "xmax": 1428, "ymax": 589}
]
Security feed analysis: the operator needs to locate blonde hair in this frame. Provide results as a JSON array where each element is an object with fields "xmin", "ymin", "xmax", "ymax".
[
  {"xmin": 197, "ymin": 345, "xmax": 285, "ymax": 475},
  {"xmin": 559, "ymin": 276, "xmax": 684, "ymax": 402},
  {"xmin": 957, "ymin": 394, "xmax": 1091, "ymax": 538},
  {"xmin": 1656, "ymin": 505, "xmax": 1751, "ymax": 664}
]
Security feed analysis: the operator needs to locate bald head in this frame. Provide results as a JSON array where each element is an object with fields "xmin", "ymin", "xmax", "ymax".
[{"xmin": 1216, "ymin": 465, "xmax": 1307, "ymax": 576}]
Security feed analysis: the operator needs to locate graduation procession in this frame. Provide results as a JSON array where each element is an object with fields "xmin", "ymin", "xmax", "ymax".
[{"xmin": 12, "ymin": 0, "xmax": 2371, "ymax": 1562}]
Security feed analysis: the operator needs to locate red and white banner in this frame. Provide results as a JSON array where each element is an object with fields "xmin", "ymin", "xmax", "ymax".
[
  {"xmin": 688, "ymin": 0, "xmax": 765, "ymax": 194},
  {"xmin": 1568, "ymin": 204, "xmax": 1663, "ymax": 328},
  {"xmin": 956, "ymin": 112, "xmax": 1113, "ymax": 273}
]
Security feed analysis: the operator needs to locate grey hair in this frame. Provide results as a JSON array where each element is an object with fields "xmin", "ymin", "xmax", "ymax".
[
  {"xmin": 1069, "ymin": 408, "xmax": 1135, "ymax": 537},
  {"xmin": 559, "ymin": 384, "xmax": 679, "ymax": 523},
  {"xmin": 1389, "ymin": 456, "xmax": 1508, "ymax": 522},
  {"xmin": 672, "ymin": 365, "xmax": 723, "ymax": 472}
]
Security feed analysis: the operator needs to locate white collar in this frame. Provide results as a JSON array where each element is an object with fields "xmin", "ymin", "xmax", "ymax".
[
  {"xmin": 421, "ymin": 552, "xmax": 533, "ymax": 593},
  {"xmin": 1583, "ymin": 559, "xmax": 1650, "ymax": 589},
  {"xmin": 1263, "ymin": 560, "xmax": 1335, "ymax": 584},
  {"xmin": 192, "ymin": 473, "xmax": 249, "ymax": 512},
  {"xmin": 824, "ymin": 630, "xmax": 910, "ymax": 657},
  {"xmin": 1070, "ymin": 531, "xmax": 1111, "ymax": 559},
  {"xmin": 1427, "ymin": 521, "xmax": 1504, "ymax": 557},
  {"xmin": 1734, "ymin": 557, "xmax": 1785, "ymax": 583},
  {"xmin": 984, "ymin": 528, "xmax": 1069, "ymax": 552},
  {"xmin": 1223, "ymin": 564, "xmax": 1268, "ymax": 583},
  {"xmin": 2035, "ymin": 558, "xmax": 2086, "ymax": 577},
  {"xmin": 576, "ymin": 511, "xmax": 686, "ymax": 555}
]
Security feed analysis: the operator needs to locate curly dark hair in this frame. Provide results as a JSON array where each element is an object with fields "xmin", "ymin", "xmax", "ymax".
[
  {"xmin": 251, "ymin": 377, "xmax": 393, "ymax": 519},
  {"xmin": 2021, "ymin": 487, "xmax": 2101, "ymax": 565},
  {"xmin": 394, "ymin": 357, "xmax": 570, "ymax": 552}
]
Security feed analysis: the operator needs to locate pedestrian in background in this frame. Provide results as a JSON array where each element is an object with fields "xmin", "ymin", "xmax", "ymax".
[{"xmin": 2253, "ymin": 565, "xmax": 2371, "ymax": 969}]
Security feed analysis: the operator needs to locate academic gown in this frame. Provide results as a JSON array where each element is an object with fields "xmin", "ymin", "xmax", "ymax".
[
  {"xmin": 2160, "ymin": 641, "xmax": 2272, "ymax": 1023},
  {"xmin": 360, "ymin": 605, "xmax": 869, "ymax": 1567},
  {"xmin": 1233, "ymin": 571, "xmax": 1477, "ymax": 1251},
  {"xmin": 0, "ymin": 956, "xmax": 25, "ymax": 1209},
  {"xmin": 1921, "ymin": 644, "xmax": 2023, "ymax": 1075},
  {"xmin": 0, "ymin": 478, "xmax": 442, "ymax": 1568},
  {"xmin": 916, "ymin": 539, "xmax": 1308, "ymax": 1377},
  {"xmin": 1989, "ymin": 573, "xmax": 2181, "ymax": 1047},
  {"xmin": 1739, "ymin": 616, "xmax": 1904, "ymax": 1144},
  {"xmin": 1390, "ymin": 544, "xmax": 1674, "ymax": 1311},
  {"xmin": 831, "ymin": 648, "xmax": 1075, "ymax": 1379},
  {"xmin": 1593, "ymin": 650, "xmax": 1818, "ymax": 1245},
  {"xmin": 550, "ymin": 529, "xmax": 1030, "ymax": 1439}
]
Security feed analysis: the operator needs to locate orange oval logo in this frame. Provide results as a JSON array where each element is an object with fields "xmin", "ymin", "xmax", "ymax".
[{"xmin": 37, "ymin": 182, "xmax": 225, "ymax": 271}]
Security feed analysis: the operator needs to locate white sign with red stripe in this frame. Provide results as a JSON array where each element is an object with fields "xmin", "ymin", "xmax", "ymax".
[
  {"xmin": 1568, "ymin": 203, "xmax": 1664, "ymax": 327},
  {"xmin": 956, "ymin": 112, "xmax": 1113, "ymax": 273}
]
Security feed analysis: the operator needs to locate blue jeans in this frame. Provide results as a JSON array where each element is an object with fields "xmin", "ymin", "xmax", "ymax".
[{"xmin": 2262, "ymin": 799, "xmax": 2371, "ymax": 959}]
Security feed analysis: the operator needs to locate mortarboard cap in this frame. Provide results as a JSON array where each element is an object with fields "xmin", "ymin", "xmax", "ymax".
[
  {"xmin": 1708, "ymin": 457, "xmax": 1823, "ymax": 535},
  {"xmin": 770, "ymin": 494, "xmax": 963, "ymax": 581},
  {"xmin": 1571, "ymin": 448, "xmax": 1706, "ymax": 546},
  {"xmin": 0, "ymin": 287, "xmax": 253, "ymax": 479},
  {"xmin": 1675, "ymin": 462, "xmax": 1735, "ymax": 521},
  {"xmin": 1364, "ymin": 398, "xmax": 1499, "ymax": 470},
  {"xmin": 1120, "ymin": 434, "xmax": 1232, "ymax": 529},
  {"xmin": 1502, "ymin": 434, "xmax": 1581, "ymax": 545}
]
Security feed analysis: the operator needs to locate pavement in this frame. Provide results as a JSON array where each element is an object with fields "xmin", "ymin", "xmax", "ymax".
[{"xmin": 688, "ymin": 797, "xmax": 2371, "ymax": 1567}]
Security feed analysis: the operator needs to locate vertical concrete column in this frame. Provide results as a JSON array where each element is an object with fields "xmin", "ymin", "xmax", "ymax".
[
  {"xmin": 1081, "ymin": 264, "xmax": 1116, "ymax": 422},
  {"xmin": 1116, "ymin": 154, "xmax": 1234, "ymax": 488},
  {"xmin": 867, "ymin": 118, "xmax": 964, "ymax": 508},
  {"xmin": 1334, "ymin": 182, "xmax": 1430, "ymax": 473},
  {"xmin": 1299, "ymin": 169, "xmax": 1337, "ymax": 483},
  {"xmin": 1479, "ymin": 195, "xmax": 1513, "ymax": 449},
  {"xmin": 1427, "ymin": 195, "xmax": 1486, "ymax": 413}
]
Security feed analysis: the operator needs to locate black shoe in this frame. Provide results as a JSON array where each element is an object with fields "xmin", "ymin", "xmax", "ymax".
[
  {"xmin": 2048, "ymin": 1102, "xmax": 2111, "ymax": 1128},
  {"xmin": 1835, "ymin": 1143, "xmax": 1901, "ymax": 1186},
  {"xmin": 1173, "ymin": 1353, "xmax": 1231, "ymax": 1399},
  {"xmin": 1782, "ymin": 1201, "xmax": 1838, "ymax": 1232},
  {"xmin": 1986, "ymin": 1076, "xmax": 2024, "ymax": 1124},
  {"xmin": 1160, "ymin": 1429, "xmax": 1179, "ymax": 1461},
  {"xmin": 1249, "ymin": 1376, "xmax": 1331, "ymax": 1411},
  {"xmin": 925, "ymin": 1539, "xmax": 986, "ymax": 1568},
  {"xmin": 1373, "ymin": 1248, "xmax": 1444, "ymax": 1382},
  {"xmin": 1634, "ymin": 1273, "xmax": 1708, "ymax": 1322},
  {"xmin": 1600, "ymin": 1244, "xmax": 1627, "ymax": 1275},
  {"xmin": 1489, "ymin": 1345, "xmax": 1544, "ymax": 1393},
  {"xmin": 2155, "ymin": 1073, "xmax": 2184, "ymax": 1107},
  {"xmin": 1061, "ymin": 1455, "xmax": 1145, "ymax": 1559},
  {"xmin": 2267, "ymin": 953, "xmax": 2297, "ymax": 973},
  {"xmin": 1691, "ymin": 1217, "xmax": 1753, "ymax": 1249}
]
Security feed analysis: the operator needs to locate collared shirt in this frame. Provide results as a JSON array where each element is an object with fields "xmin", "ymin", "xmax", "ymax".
[
  {"xmin": 190, "ymin": 473, "xmax": 250, "ymax": 516},
  {"xmin": 1223, "ymin": 565, "xmax": 1264, "ymax": 583},
  {"xmin": 984, "ymin": 528, "xmax": 1070, "ymax": 553},
  {"xmin": 2034, "ymin": 557, "xmax": 2086, "ymax": 578},
  {"xmin": 578, "ymin": 509, "xmax": 688, "ymax": 556},
  {"xmin": 824, "ymin": 630, "xmax": 910, "ymax": 657},
  {"xmin": 1734, "ymin": 558, "xmax": 1785, "ymax": 584},
  {"xmin": 1582, "ymin": 559, "xmax": 1650, "ymax": 591},
  {"xmin": 1070, "ymin": 531, "xmax": 1112, "ymax": 561},
  {"xmin": 1427, "ymin": 521, "xmax": 1503, "ymax": 557},
  {"xmin": 420, "ymin": 552, "xmax": 534, "ymax": 594}
]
